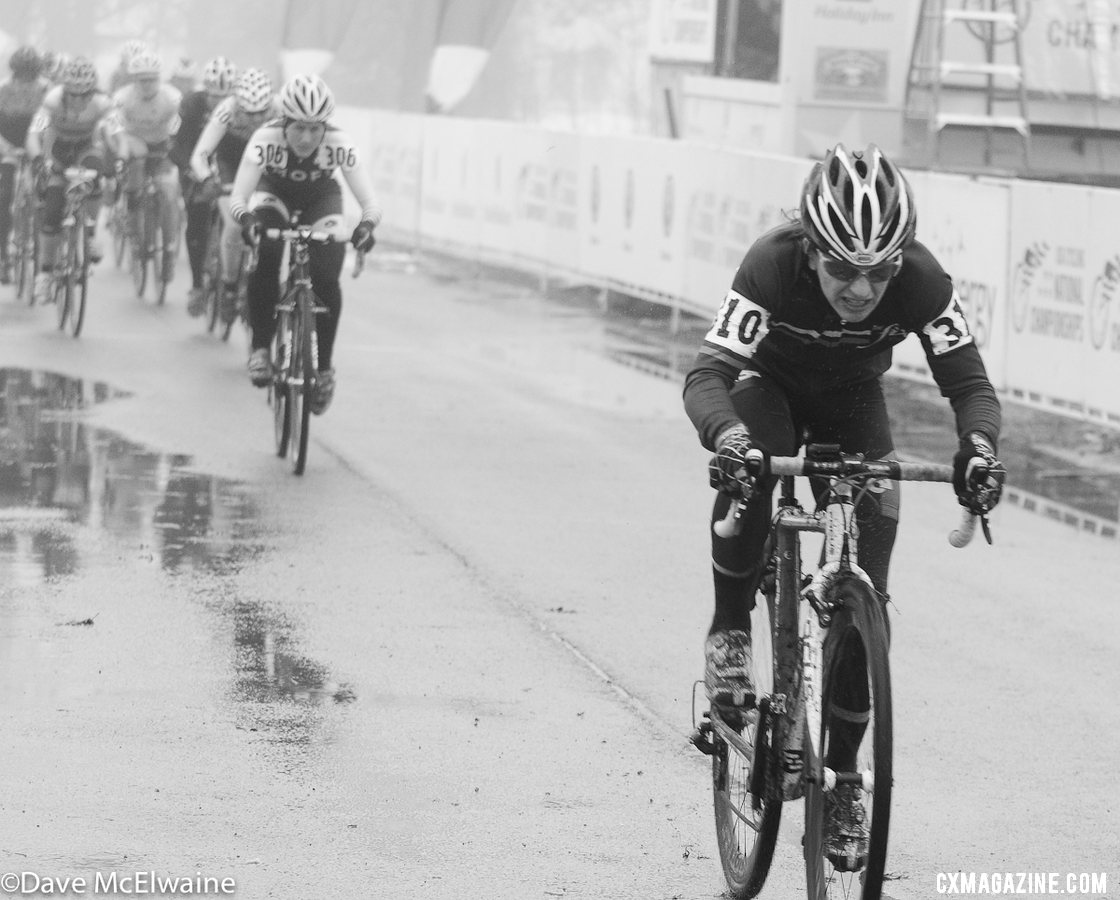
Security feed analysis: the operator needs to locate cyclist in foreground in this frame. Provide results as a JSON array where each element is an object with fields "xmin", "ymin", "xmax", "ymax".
[
  {"xmin": 230, "ymin": 73, "xmax": 380, "ymax": 415},
  {"xmin": 682, "ymin": 142, "xmax": 1005, "ymax": 862},
  {"xmin": 25, "ymin": 57, "xmax": 112, "ymax": 303},
  {"xmin": 0, "ymin": 46, "xmax": 49, "ymax": 284},
  {"xmin": 189, "ymin": 67, "xmax": 274, "ymax": 322}
]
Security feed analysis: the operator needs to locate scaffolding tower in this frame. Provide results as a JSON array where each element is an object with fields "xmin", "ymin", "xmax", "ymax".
[{"xmin": 907, "ymin": 0, "xmax": 1030, "ymax": 170}]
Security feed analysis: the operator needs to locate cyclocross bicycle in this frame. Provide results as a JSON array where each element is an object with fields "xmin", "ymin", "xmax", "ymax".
[
  {"xmin": 47, "ymin": 165, "xmax": 100, "ymax": 338},
  {"xmin": 253, "ymin": 224, "xmax": 364, "ymax": 475},
  {"xmin": 10, "ymin": 151, "xmax": 39, "ymax": 302},
  {"xmin": 692, "ymin": 444, "xmax": 988, "ymax": 900},
  {"xmin": 197, "ymin": 187, "xmax": 251, "ymax": 342},
  {"xmin": 125, "ymin": 153, "xmax": 176, "ymax": 305}
]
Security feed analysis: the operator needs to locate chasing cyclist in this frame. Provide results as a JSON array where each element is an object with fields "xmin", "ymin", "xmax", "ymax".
[
  {"xmin": 189, "ymin": 67, "xmax": 274, "ymax": 323},
  {"xmin": 230, "ymin": 73, "xmax": 380, "ymax": 415},
  {"xmin": 25, "ymin": 56, "xmax": 112, "ymax": 304},
  {"xmin": 0, "ymin": 46, "xmax": 49, "ymax": 283},
  {"xmin": 109, "ymin": 49, "xmax": 183, "ymax": 286},
  {"xmin": 170, "ymin": 55, "xmax": 237, "ymax": 316},
  {"xmin": 683, "ymin": 143, "xmax": 1005, "ymax": 862}
]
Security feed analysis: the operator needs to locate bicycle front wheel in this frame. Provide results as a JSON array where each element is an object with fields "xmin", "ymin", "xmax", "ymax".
[
  {"xmin": 68, "ymin": 226, "xmax": 89, "ymax": 337},
  {"xmin": 804, "ymin": 577, "xmax": 892, "ymax": 900},
  {"xmin": 288, "ymin": 290, "xmax": 314, "ymax": 475},
  {"xmin": 710, "ymin": 594, "xmax": 782, "ymax": 899},
  {"xmin": 130, "ymin": 203, "xmax": 148, "ymax": 298},
  {"xmin": 271, "ymin": 309, "xmax": 292, "ymax": 458}
]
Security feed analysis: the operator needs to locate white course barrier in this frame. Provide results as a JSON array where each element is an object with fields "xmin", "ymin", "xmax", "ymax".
[{"xmin": 336, "ymin": 107, "xmax": 1120, "ymax": 428}]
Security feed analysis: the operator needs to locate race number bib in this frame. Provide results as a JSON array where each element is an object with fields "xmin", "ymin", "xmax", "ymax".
[
  {"xmin": 704, "ymin": 289, "xmax": 770, "ymax": 361},
  {"xmin": 922, "ymin": 289, "xmax": 975, "ymax": 356}
]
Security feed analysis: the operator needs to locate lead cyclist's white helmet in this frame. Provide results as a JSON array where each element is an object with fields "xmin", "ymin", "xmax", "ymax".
[
  {"xmin": 800, "ymin": 143, "xmax": 916, "ymax": 266},
  {"xmin": 234, "ymin": 68, "xmax": 273, "ymax": 114},
  {"xmin": 128, "ymin": 49, "xmax": 162, "ymax": 78},
  {"xmin": 278, "ymin": 73, "xmax": 334, "ymax": 123}
]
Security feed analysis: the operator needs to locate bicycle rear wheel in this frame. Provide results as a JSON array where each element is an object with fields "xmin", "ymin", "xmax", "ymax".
[
  {"xmin": 288, "ymin": 290, "xmax": 314, "ymax": 475},
  {"xmin": 804, "ymin": 577, "xmax": 892, "ymax": 900},
  {"xmin": 710, "ymin": 595, "xmax": 782, "ymax": 898}
]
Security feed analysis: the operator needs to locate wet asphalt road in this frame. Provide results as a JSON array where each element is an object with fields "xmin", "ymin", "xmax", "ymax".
[{"xmin": 0, "ymin": 247, "xmax": 1117, "ymax": 899}]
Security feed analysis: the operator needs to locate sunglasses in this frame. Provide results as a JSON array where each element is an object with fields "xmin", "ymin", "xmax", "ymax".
[{"xmin": 820, "ymin": 256, "xmax": 899, "ymax": 284}]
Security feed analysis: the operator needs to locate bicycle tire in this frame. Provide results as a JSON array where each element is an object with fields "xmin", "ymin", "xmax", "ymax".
[
  {"xmin": 151, "ymin": 193, "xmax": 169, "ymax": 306},
  {"xmin": 203, "ymin": 209, "xmax": 222, "ymax": 333},
  {"xmin": 221, "ymin": 256, "xmax": 249, "ymax": 342},
  {"xmin": 69, "ymin": 225, "xmax": 88, "ymax": 337},
  {"xmin": 15, "ymin": 200, "xmax": 37, "ymax": 303},
  {"xmin": 130, "ymin": 200, "xmax": 148, "ymax": 298},
  {"xmin": 803, "ymin": 577, "xmax": 892, "ymax": 900},
  {"xmin": 271, "ymin": 307, "xmax": 292, "ymax": 458},
  {"xmin": 12, "ymin": 189, "xmax": 32, "ymax": 298},
  {"xmin": 711, "ymin": 593, "xmax": 783, "ymax": 899},
  {"xmin": 112, "ymin": 198, "xmax": 128, "ymax": 269},
  {"xmin": 289, "ymin": 288, "xmax": 314, "ymax": 475}
]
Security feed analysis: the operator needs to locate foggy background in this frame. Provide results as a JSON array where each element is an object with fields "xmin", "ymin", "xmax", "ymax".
[{"xmin": 0, "ymin": 0, "xmax": 653, "ymax": 131}]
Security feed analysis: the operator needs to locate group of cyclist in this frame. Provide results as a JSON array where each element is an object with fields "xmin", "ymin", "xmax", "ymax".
[{"xmin": 0, "ymin": 40, "xmax": 381, "ymax": 416}]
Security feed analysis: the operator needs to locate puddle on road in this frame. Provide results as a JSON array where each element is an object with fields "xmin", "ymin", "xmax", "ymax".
[
  {"xmin": 0, "ymin": 367, "xmax": 264, "ymax": 582},
  {"xmin": 0, "ymin": 366, "xmax": 355, "ymax": 751}
]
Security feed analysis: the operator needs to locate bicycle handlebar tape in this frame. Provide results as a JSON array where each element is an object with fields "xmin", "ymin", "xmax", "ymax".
[{"xmin": 948, "ymin": 509, "xmax": 977, "ymax": 548}]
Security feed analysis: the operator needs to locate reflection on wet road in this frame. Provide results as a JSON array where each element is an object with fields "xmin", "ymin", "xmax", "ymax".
[{"xmin": 0, "ymin": 366, "xmax": 354, "ymax": 751}]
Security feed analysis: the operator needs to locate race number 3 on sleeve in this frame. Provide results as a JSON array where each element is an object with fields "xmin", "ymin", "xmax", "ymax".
[{"xmin": 922, "ymin": 289, "xmax": 975, "ymax": 356}]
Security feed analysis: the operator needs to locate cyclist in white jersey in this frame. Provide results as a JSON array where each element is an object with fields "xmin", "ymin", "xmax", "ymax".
[
  {"xmin": 109, "ymin": 49, "xmax": 182, "ymax": 283},
  {"xmin": 230, "ymin": 74, "xmax": 380, "ymax": 415}
]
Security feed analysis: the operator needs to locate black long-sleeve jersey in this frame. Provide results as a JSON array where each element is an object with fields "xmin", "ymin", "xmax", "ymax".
[{"xmin": 683, "ymin": 221, "xmax": 1002, "ymax": 452}]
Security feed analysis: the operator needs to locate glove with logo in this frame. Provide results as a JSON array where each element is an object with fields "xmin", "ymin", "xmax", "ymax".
[
  {"xmin": 351, "ymin": 219, "xmax": 376, "ymax": 253},
  {"xmin": 708, "ymin": 425, "xmax": 759, "ymax": 498},
  {"xmin": 952, "ymin": 432, "xmax": 1005, "ymax": 514},
  {"xmin": 238, "ymin": 210, "xmax": 261, "ymax": 246}
]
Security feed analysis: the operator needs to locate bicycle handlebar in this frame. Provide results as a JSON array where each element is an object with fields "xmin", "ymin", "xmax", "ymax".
[
  {"xmin": 711, "ymin": 453, "xmax": 982, "ymax": 547},
  {"xmin": 260, "ymin": 227, "xmax": 349, "ymax": 243},
  {"xmin": 247, "ymin": 228, "xmax": 367, "ymax": 278}
]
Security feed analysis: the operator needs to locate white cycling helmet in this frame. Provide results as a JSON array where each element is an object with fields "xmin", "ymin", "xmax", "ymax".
[
  {"xmin": 202, "ymin": 56, "xmax": 237, "ymax": 93},
  {"xmin": 278, "ymin": 73, "xmax": 334, "ymax": 123},
  {"xmin": 127, "ymin": 49, "xmax": 162, "ymax": 78},
  {"xmin": 234, "ymin": 68, "xmax": 273, "ymax": 114},
  {"xmin": 800, "ymin": 143, "xmax": 916, "ymax": 266},
  {"xmin": 120, "ymin": 40, "xmax": 150, "ymax": 65}
]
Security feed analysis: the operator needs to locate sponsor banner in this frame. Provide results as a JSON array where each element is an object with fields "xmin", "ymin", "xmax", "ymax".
[
  {"xmin": 681, "ymin": 149, "xmax": 805, "ymax": 317},
  {"xmin": 334, "ymin": 107, "xmax": 1120, "ymax": 426},
  {"xmin": 896, "ymin": 171, "xmax": 1010, "ymax": 389},
  {"xmin": 793, "ymin": 2, "xmax": 918, "ymax": 108},
  {"xmin": 1020, "ymin": 0, "xmax": 1120, "ymax": 99},
  {"xmin": 542, "ymin": 129, "xmax": 583, "ymax": 277},
  {"xmin": 578, "ymin": 135, "xmax": 690, "ymax": 299},
  {"xmin": 1007, "ymin": 180, "xmax": 1120, "ymax": 422},
  {"xmin": 353, "ymin": 109, "xmax": 423, "ymax": 238},
  {"xmin": 418, "ymin": 115, "xmax": 480, "ymax": 248},
  {"xmin": 648, "ymin": 0, "xmax": 719, "ymax": 63}
]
